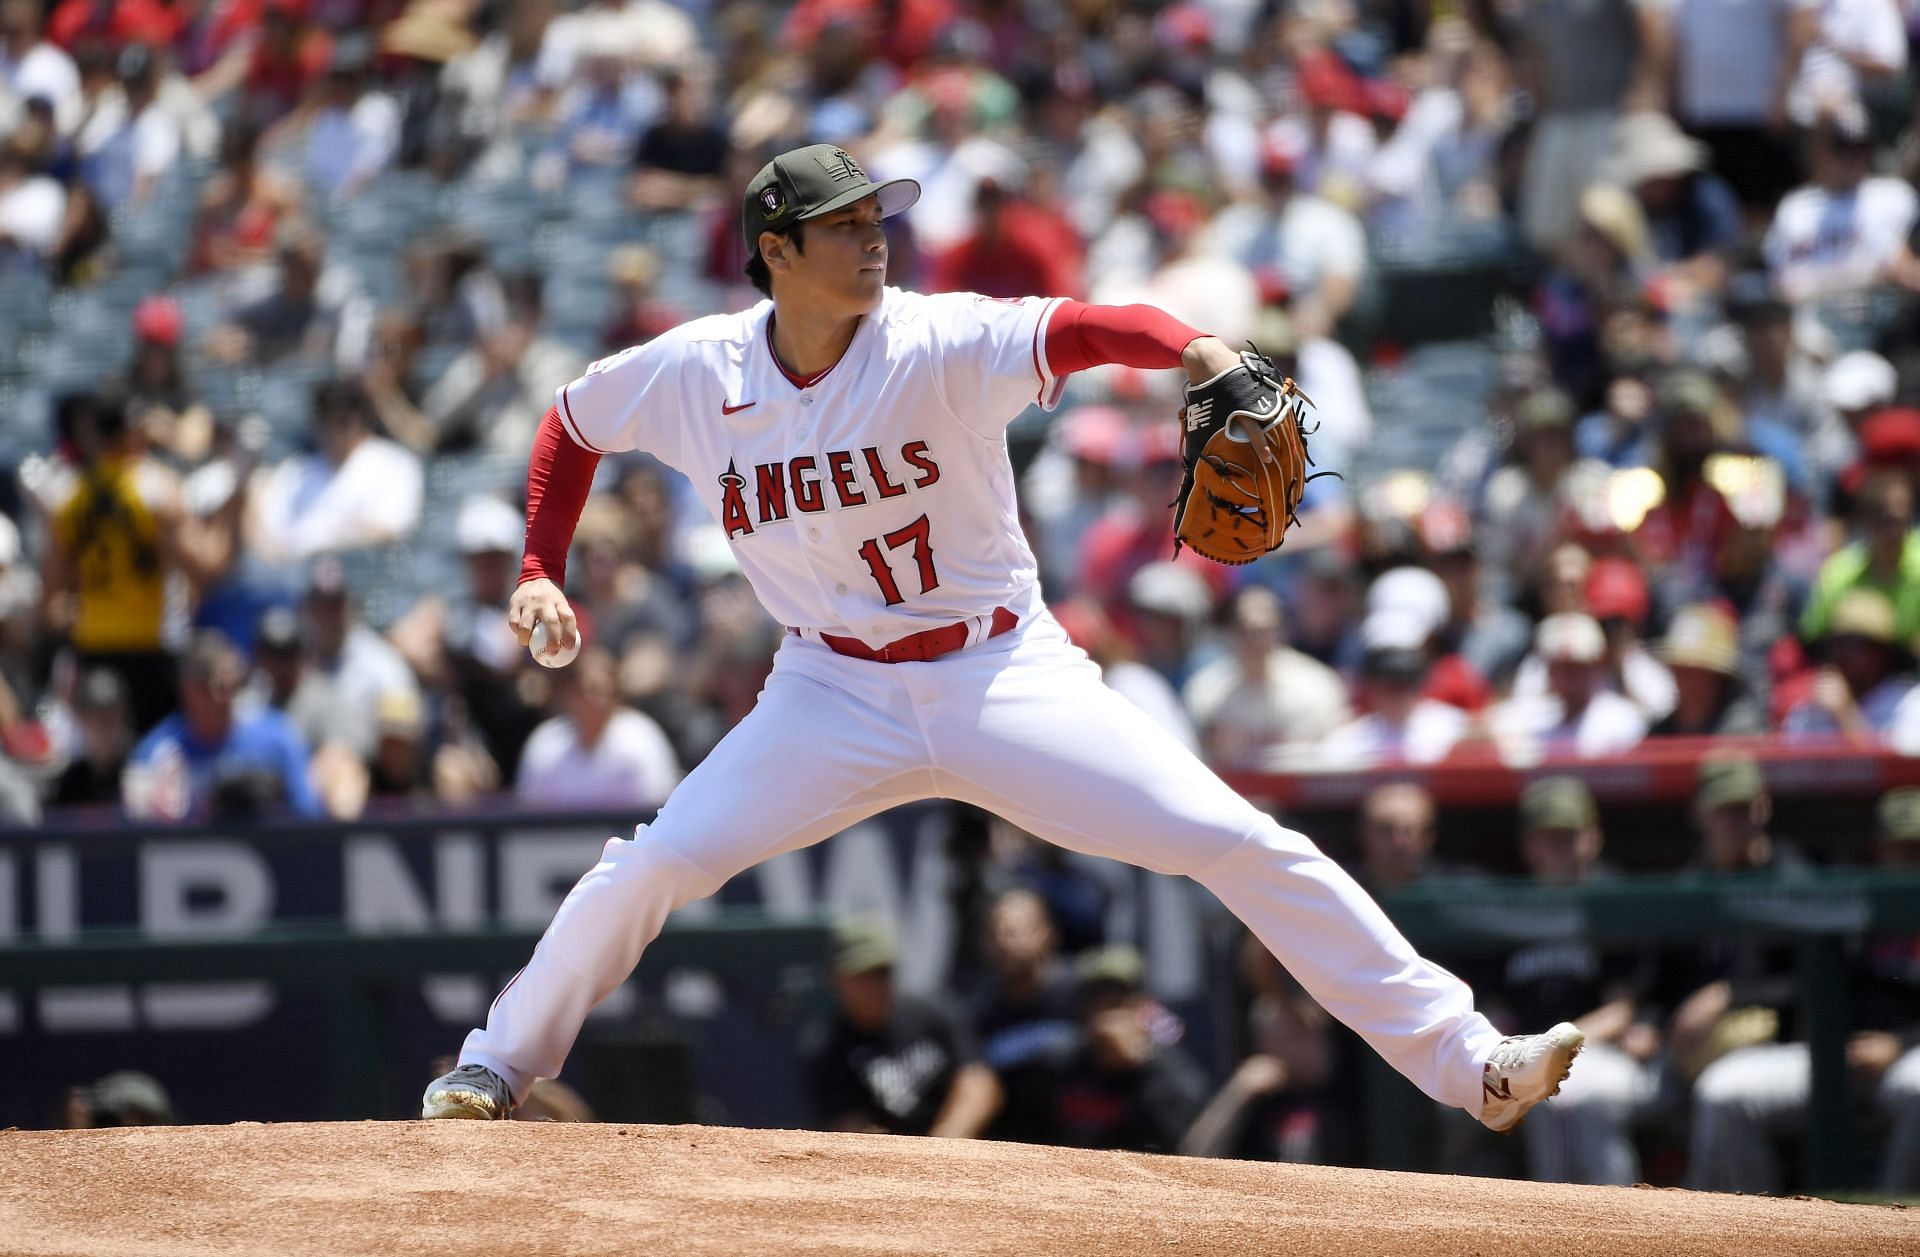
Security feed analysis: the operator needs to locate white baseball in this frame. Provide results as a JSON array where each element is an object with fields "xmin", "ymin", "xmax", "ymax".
[{"xmin": 530, "ymin": 620, "xmax": 581, "ymax": 668}]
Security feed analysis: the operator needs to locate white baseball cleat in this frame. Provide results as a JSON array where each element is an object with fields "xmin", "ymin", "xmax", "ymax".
[
  {"xmin": 1477, "ymin": 1022, "xmax": 1586, "ymax": 1133},
  {"xmin": 422, "ymin": 1063, "xmax": 516, "ymax": 1120}
]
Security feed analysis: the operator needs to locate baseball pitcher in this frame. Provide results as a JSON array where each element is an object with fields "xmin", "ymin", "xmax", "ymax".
[{"xmin": 422, "ymin": 144, "xmax": 1582, "ymax": 1135}]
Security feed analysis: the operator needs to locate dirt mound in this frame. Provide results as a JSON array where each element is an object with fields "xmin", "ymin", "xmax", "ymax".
[{"xmin": 0, "ymin": 1122, "xmax": 1912, "ymax": 1255}]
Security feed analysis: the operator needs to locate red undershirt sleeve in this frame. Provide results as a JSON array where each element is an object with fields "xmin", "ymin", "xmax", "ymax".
[
  {"xmin": 519, "ymin": 406, "xmax": 601, "ymax": 588},
  {"xmin": 1041, "ymin": 299, "xmax": 1209, "ymax": 378}
]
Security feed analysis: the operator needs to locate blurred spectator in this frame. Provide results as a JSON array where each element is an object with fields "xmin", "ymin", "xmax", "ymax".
[
  {"xmin": 189, "ymin": 119, "xmax": 301, "ymax": 276},
  {"xmin": 386, "ymin": 494, "xmax": 522, "ymax": 795},
  {"xmin": 1811, "ymin": 348, "xmax": 1899, "ymax": 488},
  {"xmin": 598, "ymin": 243, "xmax": 680, "ymax": 353},
  {"xmin": 1029, "ymin": 944, "xmax": 1207, "ymax": 1153},
  {"xmin": 1021, "ymin": 404, "xmax": 1127, "ymax": 599},
  {"xmin": 1656, "ymin": 755, "xmax": 1809, "ymax": 1188},
  {"xmin": 1634, "ymin": 371, "xmax": 1740, "ymax": 606},
  {"xmin": 1208, "ymin": 143, "xmax": 1366, "ymax": 340},
  {"xmin": 1284, "ymin": 547, "xmax": 1364, "ymax": 670},
  {"xmin": 245, "ymin": 605, "xmax": 305, "ymax": 711},
  {"xmin": 537, "ymin": 29, "xmax": 660, "ymax": 190},
  {"xmin": 1369, "ymin": 565, "xmax": 1490, "ymax": 712},
  {"xmin": 37, "ymin": 391, "xmax": 239, "ymax": 733},
  {"xmin": 1764, "ymin": 111, "xmax": 1917, "ymax": 308},
  {"xmin": 206, "ymin": 223, "xmax": 353, "ymax": 366},
  {"xmin": 76, "ymin": 43, "xmax": 179, "ymax": 210},
  {"xmin": 1783, "ymin": 0, "xmax": 1906, "ymax": 128},
  {"xmin": 294, "ymin": 33, "xmax": 399, "ymax": 203},
  {"xmin": 1122, "ymin": 561, "xmax": 1213, "ymax": 693},
  {"xmin": 1492, "ymin": 612, "xmax": 1650, "ymax": 757},
  {"xmin": 1689, "ymin": 771, "xmax": 1912, "ymax": 1197},
  {"xmin": 246, "ymin": 378, "xmax": 424, "ymax": 564},
  {"xmin": 629, "ymin": 68, "xmax": 728, "ymax": 211},
  {"xmin": 802, "ymin": 918, "xmax": 1001, "ymax": 1138},
  {"xmin": 1317, "ymin": 612, "xmax": 1468, "ymax": 769},
  {"xmin": 1490, "ymin": 778, "xmax": 1658, "ymax": 1185},
  {"xmin": 50, "ymin": 666, "xmax": 130, "ymax": 806},
  {"xmin": 1800, "ymin": 471, "xmax": 1920, "ymax": 645},
  {"xmin": 125, "ymin": 296, "xmax": 206, "ymax": 439},
  {"xmin": 1539, "ymin": 184, "xmax": 1659, "ymax": 403},
  {"xmin": 1864, "ymin": 789, "xmax": 1920, "ymax": 1195},
  {"xmin": 364, "ymin": 688, "xmax": 434, "ymax": 807},
  {"xmin": 1781, "ymin": 587, "xmax": 1919, "ymax": 742},
  {"xmin": 1655, "ymin": 0, "xmax": 1811, "ymax": 211},
  {"xmin": 63, "ymin": 1070, "xmax": 173, "ymax": 1127},
  {"xmin": 1512, "ymin": 557, "xmax": 1677, "ymax": 724},
  {"xmin": 383, "ymin": 275, "xmax": 584, "ymax": 460},
  {"xmin": 1181, "ymin": 932, "xmax": 1336, "ymax": 1164},
  {"xmin": 1182, "ymin": 585, "xmax": 1350, "ymax": 771},
  {"xmin": 284, "ymin": 558, "xmax": 419, "ymax": 762},
  {"xmin": 1347, "ymin": 781, "xmax": 1478, "ymax": 895},
  {"xmin": 966, "ymin": 887, "xmax": 1081, "ymax": 1144},
  {"xmin": 929, "ymin": 175, "xmax": 1083, "ymax": 299},
  {"xmin": 515, "ymin": 645, "xmax": 680, "ymax": 810},
  {"xmin": 0, "ymin": 0, "xmax": 81, "ymax": 137},
  {"xmin": 1514, "ymin": 0, "xmax": 1666, "ymax": 252},
  {"xmin": 0, "ymin": 133, "xmax": 64, "ymax": 265},
  {"xmin": 1481, "ymin": 389, "xmax": 1610, "ymax": 591},
  {"xmin": 123, "ymin": 629, "xmax": 319, "ymax": 822},
  {"xmin": 1424, "ymin": 505, "xmax": 1532, "ymax": 695},
  {"xmin": 1600, "ymin": 112, "xmax": 1742, "ymax": 310},
  {"xmin": 1652, "ymin": 602, "xmax": 1768, "ymax": 735}
]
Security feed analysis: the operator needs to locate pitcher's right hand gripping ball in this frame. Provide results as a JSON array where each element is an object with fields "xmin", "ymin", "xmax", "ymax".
[{"xmin": 1171, "ymin": 347, "xmax": 1327, "ymax": 566}]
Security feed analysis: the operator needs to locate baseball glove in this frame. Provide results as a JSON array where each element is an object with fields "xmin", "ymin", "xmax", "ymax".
[{"xmin": 1171, "ymin": 347, "xmax": 1328, "ymax": 566}]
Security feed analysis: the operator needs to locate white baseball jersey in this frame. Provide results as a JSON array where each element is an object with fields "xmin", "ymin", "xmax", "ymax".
[{"xmin": 556, "ymin": 288, "xmax": 1067, "ymax": 647}]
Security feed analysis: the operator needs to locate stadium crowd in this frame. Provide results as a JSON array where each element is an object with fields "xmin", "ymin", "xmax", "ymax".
[{"xmin": 2, "ymin": 0, "xmax": 1918, "ymax": 1196}]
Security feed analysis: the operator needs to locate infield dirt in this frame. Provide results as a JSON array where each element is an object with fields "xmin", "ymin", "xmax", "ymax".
[{"xmin": 1, "ymin": 1121, "xmax": 1914, "ymax": 1255}]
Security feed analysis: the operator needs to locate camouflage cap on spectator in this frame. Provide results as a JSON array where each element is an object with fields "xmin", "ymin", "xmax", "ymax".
[
  {"xmin": 1696, "ymin": 754, "xmax": 1765, "ymax": 811},
  {"xmin": 1520, "ymin": 776, "xmax": 1598, "ymax": 833},
  {"xmin": 1075, "ymin": 943, "xmax": 1146, "ymax": 992},
  {"xmin": 1658, "ymin": 603, "xmax": 1741, "ymax": 676},
  {"xmin": 87, "ymin": 1071, "xmax": 173, "ymax": 1124},
  {"xmin": 831, "ymin": 918, "xmax": 895, "ymax": 975},
  {"xmin": 1877, "ymin": 789, "xmax": 1920, "ymax": 844},
  {"xmin": 1826, "ymin": 587, "xmax": 1899, "ymax": 645}
]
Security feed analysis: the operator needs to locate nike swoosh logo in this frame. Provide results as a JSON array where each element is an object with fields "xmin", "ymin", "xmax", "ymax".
[{"xmin": 722, "ymin": 400, "xmax": 757, "ymax": 415}]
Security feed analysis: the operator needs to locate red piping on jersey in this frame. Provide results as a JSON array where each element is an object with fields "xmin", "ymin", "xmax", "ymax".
[
  {"xmin": 1042, "ymin": 300, "xmax": 1208, "ymax": 378},
  {"xmin": 520, "ymin": 405, "xmax": 601, "ymax": 588},
  {"xmin": 557, "ymin": 384, "xmax": 605, "ymax": 453},
  {"xmin": 766, "ymin": 312, "xmax": 845, "ymax": 390}
]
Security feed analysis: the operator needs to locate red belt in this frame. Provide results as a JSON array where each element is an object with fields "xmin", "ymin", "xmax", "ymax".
[{"xmin": 792, "ymin": 606, "xmax": 1018, "ymax": 664}]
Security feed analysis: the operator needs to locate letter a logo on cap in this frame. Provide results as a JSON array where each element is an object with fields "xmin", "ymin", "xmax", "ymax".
[{"xmin": 817, "ymin": 148, "xmax": 864, "ymax": 182}]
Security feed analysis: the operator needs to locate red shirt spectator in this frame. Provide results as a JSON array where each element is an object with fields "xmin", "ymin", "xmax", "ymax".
[
  {"xmin": 782, "ymin": 0, "xmax": 956, "ymax": 69},
  {"xmin": 930, "ymin": 184, "xmax": 1083, "ymax": 299},
  {"xmin": 47, "ymin": 0, "xmax": 178, "ymax": 49}
]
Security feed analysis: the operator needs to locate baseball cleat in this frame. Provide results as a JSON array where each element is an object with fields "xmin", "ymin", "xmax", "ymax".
[
  {"xmin": 422, "ymin": 1063, "xmax": 516, "ymax": 1120},
  {"xmin": 1477, "ymin": 1022, "xmax": 1585, "ymax": 1133}
]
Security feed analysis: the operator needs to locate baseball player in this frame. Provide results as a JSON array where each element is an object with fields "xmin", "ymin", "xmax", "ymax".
[{"xmin": 422, "ymin": 144, "xmax": 1583, "ymax": 1134}]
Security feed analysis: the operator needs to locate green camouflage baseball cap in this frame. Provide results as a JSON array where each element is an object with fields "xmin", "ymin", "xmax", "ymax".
[
  {"xmin": 742, "ymin": 144, "xmax": 920, "ymax": 259},
  {"xmin": 1520, "ymin": 776, "xmax": 1598, "ymax": 833},
  {"xmin": 1696, "ymin": 753, "xmax": 1765, "ymax": 811},
  {"xmin": 1878, "ymin": 788, "xmax": 1920, "ymax": 843},
  {"xmin": 1075, "ymin": 943, "xmax": 1146, "ymax": 992},
  {"xmin": 831, "ymin": 917, "xmax": 896, "ymax": 975}
]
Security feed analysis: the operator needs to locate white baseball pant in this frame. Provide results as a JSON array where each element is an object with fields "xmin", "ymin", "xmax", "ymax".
[{"xmin": 457, "ymin": 613, "xmax": 1504, "ymax": 1112}]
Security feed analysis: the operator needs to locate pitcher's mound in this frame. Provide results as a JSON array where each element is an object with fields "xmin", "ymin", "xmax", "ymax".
[{"xmin": 1, "ymin": 1121, "xmax": 1913, "ymax": 1255}]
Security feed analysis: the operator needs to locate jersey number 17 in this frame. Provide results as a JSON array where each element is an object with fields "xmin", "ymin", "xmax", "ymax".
[{"xmin": 856, "ymin": 513, "xmax": 939, "ymax": 606}]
